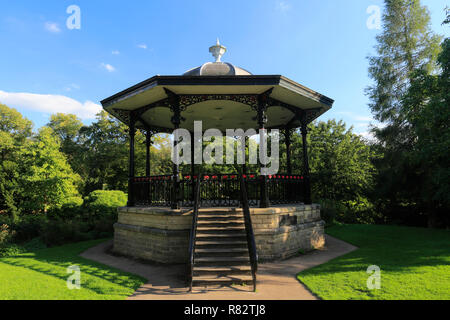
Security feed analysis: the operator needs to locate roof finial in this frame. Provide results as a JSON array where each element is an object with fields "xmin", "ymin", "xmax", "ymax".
[{"xmin": 209, "ymin": 38, "xmax": 227, "ymax": 63}]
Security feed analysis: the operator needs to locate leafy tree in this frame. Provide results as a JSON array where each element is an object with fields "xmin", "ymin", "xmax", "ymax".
[
  {"xmin": 75, "ymin": 111, "xmax": 129, "ymax": 193},
  {"xmin": 21, "ymin": 127, "xmax": 81, "ymax": 214},
  {"xmin": 47, "ymin": 113, "xmax": 83, "ymax": 143},
  {"xmin": 74, "ymin": 111, "xmax": 172, "ymax": 194},
  {"xmin": 366, "ymin": 0, "xmax": 441, "ymax": 154},
  {"xmin": 279, "ymin": 120, "xmax": 378, "ymax": 223},
  {"xmin": 366, "ymin": 0, "xmax": 444, "ymax": 227},
  {"xmin": 444, "ymin": 6, "xmax": 450, "ymax": 25},
  {"xmin": 401, "ymin": 37, "xmax": 450, "ymax": 227},
  {"xmin": 0, "ymin": 104, "xmax": 33, "ymax": 221}
]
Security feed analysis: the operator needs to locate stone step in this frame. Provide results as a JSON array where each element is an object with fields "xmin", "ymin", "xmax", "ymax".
[
  {"xmin": 193, "ymin": 266, "xmax": 252, "ymax": 277},
  {"xmin": 197, "ymin": 221, "xmax": 244, "ymax": 228},
  {"xmin": 195, "ymin": 233, "xmax": 247, "ymax": 241},
  {"xmin": 195, "ymin": 248, "xmax": 249, "ymax": 258},
  {"xmin": 192, "ymin": 275, "xmax": 253, "ymax": 287},
  {"xmin": 196, "ymin": 248, "xmax": 248, "ymax": 253},
  {"xmin": 198, "ymin": 214, "xmax": 244, "ymax": 220},
  {"xmin": 195, "ymin": 256, "xmax": 250, "ymax": 266},
  {"xmin": 195, "ymin": 240, "xmax": 248, "ymax": 249},
  {"xmin": 196, "ymin": 226, "xmax": 245, "ymax": 234}
]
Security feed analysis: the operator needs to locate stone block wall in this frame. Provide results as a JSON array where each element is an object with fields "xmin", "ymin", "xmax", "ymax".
[{"xmin": 113, "ymin": 205, "xmax": 325, "ymax": 264}]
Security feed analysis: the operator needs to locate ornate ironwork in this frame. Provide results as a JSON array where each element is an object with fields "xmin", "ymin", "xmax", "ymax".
[
  {"xmin": 113, "ymin": 108, "xmax": 131, "ymax": 125},
  {"xmin": 134, "ymin": 98, "xmax": 170, "ymax": 117},
  {"xmin": 302, "ymin": 108, "xmax": 323, "ymax": 124},
  {"xmin": 131, "ymin": 173, "xmax": 305, "ymax": 207},
  {"xmin": 178, "ymin": 94, "xmax": 259, "ymax": 110}
]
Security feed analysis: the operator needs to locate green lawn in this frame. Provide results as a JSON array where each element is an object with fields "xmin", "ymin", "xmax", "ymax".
[
  {"xmin": 297, "ymin": 224, "xmax": 450, "ymax": 300},
  {"xmin": 0, "ymin": 239, "xmax": 146, "ymax": 300}
]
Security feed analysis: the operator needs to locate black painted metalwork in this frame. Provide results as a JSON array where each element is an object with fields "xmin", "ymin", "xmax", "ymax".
[
  {"xmin": 283, "ymin": 128, "xmax": 293, "ymax": 175},
  {"xmin": 239, "ymin": 173, "xmax": 258, "ymax": 292},
  {"xmin": 257, "ymin": 90, "xmax": 272, "ymax": 208},
  {"xmin": 168, "ymin": 88, "xmax": 182, "ymax": 209},
  {"xmin": 127, "ymin": 112, "xmax": 137, "ymax": 207},
  {"xmin": 145, "ymin": 130, "xmax": 152, "ymax": 177},
  {"xmin": 300, "ymin": 121, "xmax": 312, "ymax": 205},
  {"xmin": 131, "ymin": 173, "xmax": 304, "ymax": 207},
  {"xmin": 188, "ymin": 175, "xmax": 201, "ymax": 292}
]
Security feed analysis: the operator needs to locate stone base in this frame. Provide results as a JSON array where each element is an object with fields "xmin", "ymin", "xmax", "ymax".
[{"xmin": 113, "ymin": 204, "xmax": 325, "ymax": 264}]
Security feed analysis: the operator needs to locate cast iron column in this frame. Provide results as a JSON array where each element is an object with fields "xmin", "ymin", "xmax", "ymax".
[
  {"xmin": 146, "ymin": 130, "xmax": 152, "ymax": 177},
  {"xmin": 300, "ymin": 121, "xmax": 312, "ymax": 205},
  {"xmin": 257, "ymin": 92, "xmax": 270, "ymax": 208},
  {"xmin": 283, "ymin": 128, "xmax": 293, "ymax": 201},
  {"xmin": 127, "ymin": 112, "xmax": 136, "ymax": 207},
  {"xmin": 167, "ymin": 89, "xmax": 181, "ymax": 209},
  {"xmin": 242, "ymin": 137, "xmax": 247, "ymax": 175},
  {"xmin": 284, "ymin": 128, "xmax": 292, "ymax": 175},
  {"xmin": 191, "ymin": 133, "xmax": 195, "ymax": 202}
]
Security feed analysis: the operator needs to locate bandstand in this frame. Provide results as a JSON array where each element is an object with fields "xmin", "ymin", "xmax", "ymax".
[{"xmin": 100, "ymin": 40, "xmax": 334, "ymax": 290}]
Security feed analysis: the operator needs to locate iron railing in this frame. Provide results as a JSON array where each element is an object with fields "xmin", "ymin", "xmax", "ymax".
[
  {"xmin": 187, "ymin": 175, "xmax": 201, "ymax": 291},
  {"xmin": 130, "ymin": 173, "xmax": 305, "ymax": 207},
  {"xmin": 239, "ymin": 173, "xmax": 258, "ymax": 292}
]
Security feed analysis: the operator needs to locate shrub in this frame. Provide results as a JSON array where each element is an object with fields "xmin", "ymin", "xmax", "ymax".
[
  {"xmin": 40, "ymin": 220, "xmax": 93, "ymax": 247},
  {"xmin": 83, "ymin": 190, "xmax": 127, "ymax": 221},
  {"xmin": 23, "ymin": 237, "xmax": 47, "ymax": 251},
  {"xmin": 49, "ymin": 196, "xmax": 84, "ymax": 219},
  {"xmin": 12, "ymin": 214, "xmax": 47, "ymax": 243},
  {"xmin": 0, "ymin": 224, "xmax": 15, "ymax": 245},
  {"xmin": 319, "ymin": 199, "xmax": 345, "ymax": 226},
  {"xmin": 0, "ymin": 244, "xmax": 25, "ymax": 257}
]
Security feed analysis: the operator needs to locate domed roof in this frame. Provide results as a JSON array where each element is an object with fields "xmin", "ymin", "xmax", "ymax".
[{"xmin": 183, "ymin": 39, "xmax": 252, "ymax": 76}]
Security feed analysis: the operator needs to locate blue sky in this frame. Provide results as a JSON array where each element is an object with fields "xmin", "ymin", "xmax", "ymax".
[{"xmin": 0, "ymin": 0, "xmax": 448, "ymax": 138}]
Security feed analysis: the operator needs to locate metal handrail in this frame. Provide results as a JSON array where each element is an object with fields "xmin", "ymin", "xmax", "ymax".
[
  {"xmin": 239, "ymin": 173, "xmax": 258, "ymax": 292},
  {"xmin": 188, "ymin": 174, "xmax": 201, "ymax": 292}
]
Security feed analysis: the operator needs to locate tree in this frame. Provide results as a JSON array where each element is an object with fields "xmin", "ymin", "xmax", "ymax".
[
  {"xmin": 47, "ymin": 113, "xmax": 84, "ymax": 178},
  {"xmin": 21, "ymin": 127, "xmax": 81, "ymax": 214},
  {"xmin": 367, "ymin": 0, "xmax": 441, "ymax": 145},
  {"xmin": 366, "ymin": 0, "xmax": 444, "ymax": 227},
  {"xmin": 401, "ymin": 37, "xmax": 450, "ymax": 227},
  {"xmin": 75, "ymin": 111, "xmax": 130, "ymax": 193},
  {"xmin": 0, "ymin": 104, "xmax": 33, "ymax": 221},
  {"xmin": 444, "ymin": 6, "xmax": 450, "ymax": 25},
  {"xmin": 278, "ymin": 121, "xmax": 378, "ymax": 223}
]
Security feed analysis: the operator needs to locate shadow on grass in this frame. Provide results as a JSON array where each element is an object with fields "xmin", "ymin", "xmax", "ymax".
[
  {"xmin": 0, "ymin": 239, "xmax": 145, "ymax": 296},
  {"xmin": 296, "ymin": 225, "xmax": 450, "ymax": 299}
]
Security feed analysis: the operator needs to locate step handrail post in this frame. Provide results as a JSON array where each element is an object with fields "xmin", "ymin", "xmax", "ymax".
[
  {"xmin": 188, "ymin": 174, "xmax": 202, "ymax": 292},
  {"xmin": 239, "ymin": 172, "xmax": 258, "ymax": 292}
]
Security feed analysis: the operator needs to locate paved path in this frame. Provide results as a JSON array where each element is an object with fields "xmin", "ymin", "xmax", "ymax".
[{"xmin": 80, "ymin": 235, "xmax": 357, "ymax": 300}]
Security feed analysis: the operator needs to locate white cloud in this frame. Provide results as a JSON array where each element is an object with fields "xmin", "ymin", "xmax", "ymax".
[
  {"xmin": 100, "ymin": 63, "xmax": 116, "ymax": 72},
  {"xmin": 335, "ymin": 111, "xmax": 374, "ymax": 122},
  {"xmin": 45, "ymin": 22, "xmax": 61, "ymax": 33},
  {"xmin": 0, "ymin": 90, "xmax": 102, "ymax": 120},
  {"xmin": 277, "ymin": 1, "xmax": 291, "ymax": 12},
  {"xmin": 64, "ymin": 83, "xmax": 80, "ymax": 92},
  {"xmin": 112, "ymin": 50, "xmax": 120, "ymax": 55},
  {"xmin": 137, "ymin": 44, "xmax": 147, "ymax": 49},
  {"xmin": 358, "ymin": 131, "xmax": 375, "ymax": 141}
]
